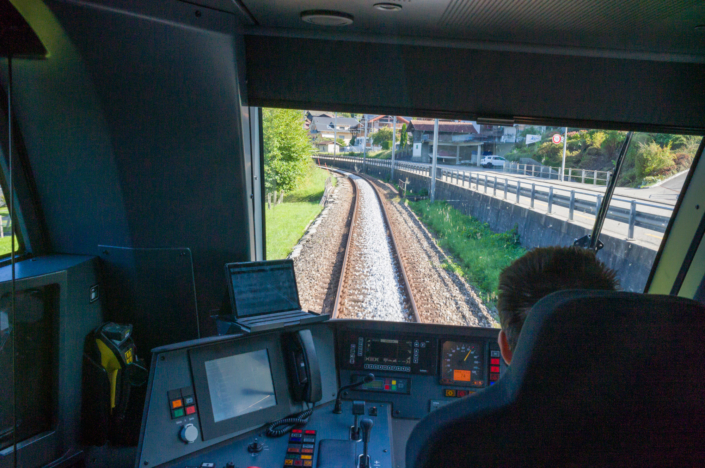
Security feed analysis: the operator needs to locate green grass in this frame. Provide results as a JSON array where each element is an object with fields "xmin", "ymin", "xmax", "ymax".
[
  {"xmin": 0, "ymin": 236, "xmax": 20, "ymax": 257},
  {"xmin": 407, "ymin": 200, "xmax": 525, "ymax": 306},
  {"xmin": 265, "ymin": 167, "xmax": 335, "ymax": 259}
]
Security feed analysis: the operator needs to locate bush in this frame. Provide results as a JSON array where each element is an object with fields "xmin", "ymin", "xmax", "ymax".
[
  {"xmin": 635, "ymin": 141, "xmax": 675, "ymax": 183},
  {"xmin": 381, "ymin": 140, "xmax": 391, "ymax": 150}
]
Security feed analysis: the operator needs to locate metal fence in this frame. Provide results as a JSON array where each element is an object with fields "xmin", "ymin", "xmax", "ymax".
[
  {"xmin": 503, "ymin": 162, "xmax": 612, "ymax": 186},
  {"xmin": 315, "ymin": 156, "xmax": 673, "ymax": 240}
]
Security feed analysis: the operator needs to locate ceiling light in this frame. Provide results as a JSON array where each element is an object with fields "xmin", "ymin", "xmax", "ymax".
[
  {"xmin": 374, "ymin": 3, "xmax": 402, "ymax": 11},
  {"xmin": 300, "ymin": 10, "xmax": 354, "ymax": 26},
  {"xmin": 695, "ymin": 25, "xmax": 705, "ymax": 32}
]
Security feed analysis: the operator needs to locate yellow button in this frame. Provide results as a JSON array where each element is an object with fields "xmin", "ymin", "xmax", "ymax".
[
  {"xmin": 445, "ymin": 389, "xmax": 456, "ymax": 397},
  {"xmin": 304, "ymin": 462, "xmax": 312, "ymax": 467},
  {"xmin": 392, "ymin": 380, "xmax": 396, "ymax": 385},
  {"xmin": 284, "ymin": 460, "xmax": 293, "ymax": 465},
  {"xmin": 301, "ymin": 455, "xmax": 312, "ymax": 460}
]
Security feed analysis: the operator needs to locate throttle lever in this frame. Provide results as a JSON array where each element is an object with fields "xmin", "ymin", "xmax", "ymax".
[{"xmin": 359, "ymin": 418, "xmax": 374, "ymax": 468}]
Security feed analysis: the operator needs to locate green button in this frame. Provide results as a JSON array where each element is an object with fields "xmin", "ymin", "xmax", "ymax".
[{"xmin": 173, "ymin": 408, "xmax": 184, "ymax": 418}]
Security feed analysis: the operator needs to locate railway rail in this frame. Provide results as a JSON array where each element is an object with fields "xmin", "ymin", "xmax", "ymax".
[{"xmin": 329, "ymin": 169, "xmax": 421, "ymax": 323}]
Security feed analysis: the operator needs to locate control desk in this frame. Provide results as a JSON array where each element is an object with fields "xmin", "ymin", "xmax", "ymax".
[{"xmin": 136, "ymin": 320, "xmax": 506, "ymax": 468}]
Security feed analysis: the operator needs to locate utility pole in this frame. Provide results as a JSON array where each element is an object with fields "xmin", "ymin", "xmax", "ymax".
[
  {"xmin": 430, "ymin": 119, "xmax": 439, "ymax": 202},
  {"xmin": 333, "ymin": 112, "xmax": 338, "ymax": 158},
  {"xmin": 561, "ymin": 127, "xmax": 567, "ymax": 181},
  {"xmin": 363, "ymin": 115, "xmax": 368, "ymax": 171},
  {"xmin": 391, "ymin": 116, "xmax": 397, "ymax": 181}
]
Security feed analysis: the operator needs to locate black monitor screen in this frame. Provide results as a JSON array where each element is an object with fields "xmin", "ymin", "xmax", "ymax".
[
  {"xmin": 204, "ymin": 349, "xmax": 277, "ymax": 423},
  {"xmin": 228, "ymin": 261, "xmax": 300, "ymax": 317}
]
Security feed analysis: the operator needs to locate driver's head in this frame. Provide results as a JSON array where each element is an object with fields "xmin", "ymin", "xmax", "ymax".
[{"xmin": 497, "ymin": 246, "xmax": 618, "ymax": 364}]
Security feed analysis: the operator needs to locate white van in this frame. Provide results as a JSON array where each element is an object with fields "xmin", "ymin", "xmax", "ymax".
[{"xmin": 481, "ymin": 155, "xmax": 507, "ymax": 168}]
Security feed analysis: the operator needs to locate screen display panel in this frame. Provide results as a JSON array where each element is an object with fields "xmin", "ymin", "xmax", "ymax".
[
  {"xmin": 228, "ymin": 261, "xmax": 300, "ymax": 317},
  {"xmin": 364, "ymin": 338, "xmax": 413, "ymax": 365},
  {"xmin": 204, "ymin": 349, "xmax": 276, "ymax": 422}
]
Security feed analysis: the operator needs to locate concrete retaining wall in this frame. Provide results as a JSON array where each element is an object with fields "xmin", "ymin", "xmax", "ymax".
[{"xmin": 318, "ymin": 157, "xmax": 656, "ymax": 293}]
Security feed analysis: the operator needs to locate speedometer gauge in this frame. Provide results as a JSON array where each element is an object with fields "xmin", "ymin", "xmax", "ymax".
[{"xmin": 440, "ymin": 341, "xmax": 486, "ymax": 387}]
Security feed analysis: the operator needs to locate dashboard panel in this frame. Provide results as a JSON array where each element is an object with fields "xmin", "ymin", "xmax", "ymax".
[
  {"xmin": 336, "ymin": 320, "xmax": 507, "ymax": 419},
  {"xmin": 136, "ymin": 320, "xmax": 506, "ymax": 468}
]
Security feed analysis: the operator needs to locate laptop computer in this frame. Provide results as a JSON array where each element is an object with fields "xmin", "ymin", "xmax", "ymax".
[{"xmin": 224, "ymin": 259, "xmax": 329, "ymax": 333}]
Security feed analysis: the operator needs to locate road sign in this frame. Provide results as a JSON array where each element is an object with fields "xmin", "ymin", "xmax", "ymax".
[{"xmin": 552, "ymin": 134, "xmax": 562, "ymax": 144}]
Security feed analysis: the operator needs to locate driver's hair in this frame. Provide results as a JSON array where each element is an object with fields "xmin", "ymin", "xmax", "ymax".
[{"xmin": 498, "ymin": 246, "xmax": 618, "ymax": 351}]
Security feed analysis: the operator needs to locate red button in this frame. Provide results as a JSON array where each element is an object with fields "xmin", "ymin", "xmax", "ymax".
[
  {"xmin": 302, "ymin": 449, "xmax": 313, "ymax": 454},
  {"xmin": 384, "ymin": 385, "xmax": 390, "ymax": 390},
  {"xmin": 491, "ymin": 358, "xmax": 500, "ymax": 365},
  {"xmin": 185, "ymin": 406, "xmax": 196, "ymax": 415},
  {"xmin": 294, "ymin": 461, "xmax": 303, "ymax": 466},
  {"xmin": 490, "ymin": 373, "xmax": 499, "ymax": 381},
  {"xmin": 457, "ymin": 390, "xmax": 467, "ymax": 397},
  {"xmin": 305, "ymin": 430, "xmax": 316, "ymax": 434},
  {"xmin": 490, "ymin": 366, "xmax": 500, "ymax": 373},
  {"xmin": 292, "ymin": 429, "xmax": 302, "ymax": 433},
  {"xmin": 288, "ymin": 448, "xmax": 300, "ymax": 453}
]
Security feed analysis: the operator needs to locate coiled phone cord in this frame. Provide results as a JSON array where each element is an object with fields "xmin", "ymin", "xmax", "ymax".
[{"xmin": 266, "ymin": 403, "xmax": 316, "ymax": 437}]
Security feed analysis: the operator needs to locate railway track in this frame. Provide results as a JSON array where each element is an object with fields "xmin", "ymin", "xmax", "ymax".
[{"xmin": 329, "ymin": 169, "xmax": 420, "ymax": 323}]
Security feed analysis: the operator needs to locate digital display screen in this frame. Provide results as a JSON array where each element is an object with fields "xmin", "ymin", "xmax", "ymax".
[
  {"xmin": 229, "ymin": 262, "xmax": 300, "ymax": 317},
  {"xmin": 204, "ymin": 349, "xmax": 276, "ymax": 423},
  {"xmin": 364, "ymin": 338, "xmax": 412, "ymax": 365}
]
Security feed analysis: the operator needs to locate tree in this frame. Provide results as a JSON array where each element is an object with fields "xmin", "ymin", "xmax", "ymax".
[
  {"xmin": 349, "ymin": 136, "xmax": 356, "ymax": 147},
  {"xmin": 336, "ymin": 138, "xmax": 346, "ymax": 148},
  {"xmin": 400, "ymin": 124, "xmax": 408, "ymax": 148},
  {"xmin": 263, "ymin": 108, "xmax": 315, "ymax": 194},
  {"xmin": 371, "ymin": 127, "xmax": 395, "ymax": 146}
]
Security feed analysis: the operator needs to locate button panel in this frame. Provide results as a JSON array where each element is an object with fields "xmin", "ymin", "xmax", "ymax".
[
  {"xmin": 443, "ymin": 388, "xmax": 476, "ymax": 399},
  {"xmin": 168, "ymin": 386, "xmax": 198, "ymax": 420},
  {"xmin": 285, "ymin": 429, "xmax": 316, "ymax": 468}
]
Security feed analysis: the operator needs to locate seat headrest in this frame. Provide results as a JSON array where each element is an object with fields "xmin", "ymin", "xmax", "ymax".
[{"xmin": 407, "ymin": 290, "xmax": 705, "ymax": 468}]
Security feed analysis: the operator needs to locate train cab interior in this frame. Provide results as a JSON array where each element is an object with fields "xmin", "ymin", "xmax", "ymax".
[{"xmin": 1, "ymin": 0, "xmax": 705, "ymax": 467}]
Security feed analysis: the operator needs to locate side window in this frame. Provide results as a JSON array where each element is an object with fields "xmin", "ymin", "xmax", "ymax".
[{"xmin": 0, "ymin": 186, "xmax": 22, "ymax": 258}]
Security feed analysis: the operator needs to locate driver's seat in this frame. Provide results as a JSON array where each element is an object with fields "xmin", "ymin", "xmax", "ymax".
[{"xmin": 407, "ymin": 290, "xmax": 705, "ymax": 467}]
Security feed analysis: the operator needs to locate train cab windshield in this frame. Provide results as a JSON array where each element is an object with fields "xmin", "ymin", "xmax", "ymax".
[{"xmin": 1, "ymin": 1, "xmax": 705, "ymax": 467}]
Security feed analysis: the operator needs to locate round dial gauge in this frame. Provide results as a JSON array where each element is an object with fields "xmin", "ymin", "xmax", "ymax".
[{"xmin": 440, "ymin": 341, "xmax": 485, "ymax": 387}]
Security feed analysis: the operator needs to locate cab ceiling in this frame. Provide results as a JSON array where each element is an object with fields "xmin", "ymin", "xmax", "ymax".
[{"xmin": 238, "ymin": 0, "xmax": 705, "ymax": 58}]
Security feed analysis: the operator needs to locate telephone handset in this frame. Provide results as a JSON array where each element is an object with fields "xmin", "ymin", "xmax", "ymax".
[{"xmin": 284, "ymin": 329, "xmax": 322, "ymax": 403}]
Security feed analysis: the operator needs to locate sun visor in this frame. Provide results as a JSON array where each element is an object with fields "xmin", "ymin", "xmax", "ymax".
[{"xmin": 245, "ymin": 35, "xmax": 705, "ymax": 133}]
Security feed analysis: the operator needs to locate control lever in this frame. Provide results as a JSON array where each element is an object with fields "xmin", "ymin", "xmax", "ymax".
[
  {"xmin": 333, "ymin": 373, "xmax": 374, "ymax": 414},
  {"xmin": 351, "ymin": 401, "xmax": 365, "ymax": 440},
  {"xmin": 359, "ymin": 418, "xmax": 374, "ymax": 468}
]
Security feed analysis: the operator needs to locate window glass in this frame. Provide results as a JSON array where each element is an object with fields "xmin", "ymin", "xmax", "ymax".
[
  {"xmin": 0, "ymin": 189, "xmax": 21, "ymax": 258},
  {"xmin": 264, "ymin": 111, "xmax": 701, "ymax": 328}
]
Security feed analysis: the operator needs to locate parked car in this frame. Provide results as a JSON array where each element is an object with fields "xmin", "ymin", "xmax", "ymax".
[{"xmin": 481, "ymin": 155, "xmax": 507, "ymax": 168}]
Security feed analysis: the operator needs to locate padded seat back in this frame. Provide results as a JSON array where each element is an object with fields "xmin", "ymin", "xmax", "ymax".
[{"xmin": 407, "ymin": 291, "xmax": 705, "ymax": 467}]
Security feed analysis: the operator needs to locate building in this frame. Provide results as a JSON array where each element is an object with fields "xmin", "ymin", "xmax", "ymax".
[
  {"xmin": 309, "ymin": 116, "xmax": 360, "ymax": 144},
  {"xmin": 306, "ymin": 110, "xmax": 334, "ymax": 121},
  {"xmin": 314, "ymin": 140, "xmax": 341, "ymax": 153},
  {"xmin": 406, "ymin": 120, "xmax": 518, "ymax": 165}
]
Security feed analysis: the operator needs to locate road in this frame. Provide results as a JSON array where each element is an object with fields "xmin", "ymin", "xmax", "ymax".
[{"xmin": 401, "ymin": 161, "xmax": 684, "ymax": 207}]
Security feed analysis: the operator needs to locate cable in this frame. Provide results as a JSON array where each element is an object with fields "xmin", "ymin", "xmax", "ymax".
[{"xmin": 266, "ymin": 403, "xmax": 316, "ymax": 437}]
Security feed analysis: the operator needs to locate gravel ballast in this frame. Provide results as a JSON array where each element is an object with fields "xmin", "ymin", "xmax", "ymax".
[
  {"xmin": 337, "ymin": 176, "xmax": 412, "ymax": 322},
  {"xmin": 291, "ymin": 172, "xmax": 353, "ymax": 315}
]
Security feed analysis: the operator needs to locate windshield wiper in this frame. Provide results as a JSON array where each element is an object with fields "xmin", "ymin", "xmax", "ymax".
[{"xmin": 574, "ymin": 131, "xmax": 634, "ymax": 252}]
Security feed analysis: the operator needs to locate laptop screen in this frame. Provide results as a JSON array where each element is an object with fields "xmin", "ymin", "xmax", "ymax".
[{"xmin": 227, "ymin": 261, "xmax": 301, "ymax": 317}]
